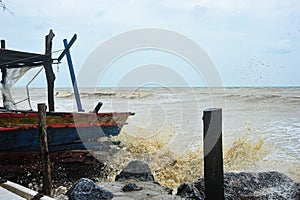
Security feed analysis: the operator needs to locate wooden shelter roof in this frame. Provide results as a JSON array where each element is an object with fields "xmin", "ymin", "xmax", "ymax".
[{"xmin": 0, "ymin": 49, "xmax": 47, "ymax": 69}]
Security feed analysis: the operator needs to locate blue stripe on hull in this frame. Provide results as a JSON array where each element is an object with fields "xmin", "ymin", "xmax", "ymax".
[{"xmin": 0, "ymin": 125, "xmax": 122, "ymax": 152}]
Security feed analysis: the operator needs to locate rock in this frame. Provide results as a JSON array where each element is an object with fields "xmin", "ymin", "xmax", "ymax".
[
  {"xmin": 0, "ymin": 177, "xmax": 7, "ymax": 183},
  {"xmin": 222, "ymin": 171, "xmax": 299, "ymax": 199},
  {"xmin": 98, "ymin": 181, "xmax": 184, "ymax": 199},
  {"xmin": 55, "ymin": 186, "xmax": 68, "ymax": 195},
  {"xmin": 115, "ymin": 160, "xmax": 154, "ymax": 182},
  {"xmin": 122, "ymin": 183, "xmax": 143, "ymax": 192},
  {"xmin": 176, "ymin": 183, "xmax": 205, "ymax": 200},
  {"xmin": 31, "ymin": 193, "xmax": 44, "ymax": 200},
  {"xmin": 180, "ymin": 171, "xmax": 299, "ymax": 200},
  {"xmin": 54, "ymin": 194, "xmax": 69, "ymax": 200},
  {"xmin": 66, "ymin": 178, "xmax": 113, "ymax": 200},
  {"xmin": 154, "ymin": 182, "xmax": 174, "ymax": 195}
]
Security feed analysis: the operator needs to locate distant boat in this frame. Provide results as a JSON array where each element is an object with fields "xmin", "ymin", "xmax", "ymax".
[{"xmin": 0, "ymin": 31, "xmax": 134, "ymax": 173}]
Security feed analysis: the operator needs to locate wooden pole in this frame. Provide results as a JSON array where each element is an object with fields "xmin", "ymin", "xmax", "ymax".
[
  {"xmin": 63, "ymin": 36, "xmax": 84, "ymax": 112},
  {"xmin": 0, "ymin": 40, "xmax": 5, "ymax": 49},
  {"xmin": 38, "ymin": 103, "xmax": 52, "ymax": 196},
  {"xmin": 44, "ymin": 30, "xmax": 55, "ymax": 112},
  {"xmin": 1, "ymin": 67, "xmax": 7, "ymax": 108},
  {"xmin": 203, "ymin": 108, "xmax": 224, "ymax": 200},
  {"xmin": 1, "ymin": 41, "xmax": 6, "ymax": 108}
]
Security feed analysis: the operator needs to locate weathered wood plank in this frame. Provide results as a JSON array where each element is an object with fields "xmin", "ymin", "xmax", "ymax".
[
  {"xmin": 0, "ymin": 181, "xmax": 54, "ymax": 200},
  {"xmin": 0, "ymin": 49, "xmax": 46, "ymax": 68},
  {"xmin": 0, "ymin": 186, "xmax": 26, "ymax": 200}
]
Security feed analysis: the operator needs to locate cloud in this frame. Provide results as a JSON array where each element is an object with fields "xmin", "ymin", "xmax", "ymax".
[
  {"xmin": 192, "ymin": 5, "xmax": 207, "ymax": 18},
  {"xmin": 1, "ymin": 0, "xmax": 300, "ymax": 87},
  {"xmin": 268, "ymin": 39, "xmax": 294, "ymax": 54}
]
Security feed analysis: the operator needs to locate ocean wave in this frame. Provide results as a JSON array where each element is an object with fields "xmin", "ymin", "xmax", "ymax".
[
  {"xmin": 226, "ymin": 92, "xmax": 300, "ymax": 100},
  {"xmin": 226, "ymin": 94, "xmax": 282, "ymax": 101},
  {"xmin": 246, "ymin": 94, "xmax": 282, "ymax": 101},
  {"xmin": 55, "ymin": 91, "xmax": 73, "ymax": 98},
  {"xmin": 286, "ymin": 97, "xmax": 300, "ymax": 104},
  {"xmin": 225, "ymin": 94, "xmax": 243, "ymax": 99},
  {"xmin": 116, "ymin": 93, "xmax": 152, "ymax": 99},
  {"xmin": 55, "ymin": 91, "xmax": 152, "ymax": 99},
  {"xmin": 291, "ymin": 96, "xmax": 300, "ymax": 100},
  {"xmin": 81, "ymin": 92, "xmax": 116, "ymax": 97}
]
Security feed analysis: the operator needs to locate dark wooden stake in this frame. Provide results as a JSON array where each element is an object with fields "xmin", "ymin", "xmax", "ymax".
[
  {"xmin": 0, "ymin": 40, "xmax": 5, "ymax": 49},
  {"xmin": 1, "ymin": 40, "xmax": 6, "ymax": 107},
  {"xmin": 1, "ymin": 68, "xmax": 7, "ymax": 108},
  {"xmin": 203, "ymin": 108, "xmax": 224, "ymax": 200},
  {"xmin": 38, "ymin": 103, "xmax": 52, "ymax": 196},
  {"xmin": 44, "ymin": 30, "xmax": 55, "ymax": 112}
]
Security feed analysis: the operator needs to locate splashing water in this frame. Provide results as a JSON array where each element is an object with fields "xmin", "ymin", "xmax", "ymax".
[
  {"xmin": 102, "ymin": 125, "xmax": 275, "ymax": 189},
  {"xmin": 224, "ymin": 136, "xmax": 270, "ymax": 171}
]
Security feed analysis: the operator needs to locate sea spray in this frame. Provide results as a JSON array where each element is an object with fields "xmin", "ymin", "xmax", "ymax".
[
  {"xmin": 224, "ymin": 136, "xmax": 269, "ymax": 171},
  {"xmin": 100, "ymin": 126, "xmax": 272, "ymax": 190}
]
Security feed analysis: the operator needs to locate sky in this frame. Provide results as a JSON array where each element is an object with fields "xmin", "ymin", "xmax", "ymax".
[{"xmin": 0, "ymin": 0, "xmax": 300, "ymax": 87}]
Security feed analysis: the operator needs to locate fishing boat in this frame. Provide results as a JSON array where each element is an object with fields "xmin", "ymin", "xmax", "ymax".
[{"xmin": 0, "ymin": 30, "xmax": 134, "ymax": 173}]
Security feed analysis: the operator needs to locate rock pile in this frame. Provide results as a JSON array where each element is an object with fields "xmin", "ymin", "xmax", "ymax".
[
  {"xmin": 64, "ymin": 160, "xmax": 178, "ymax": 200},
  {"xmin": 62, "ymin": 161, "xmax": 299, "ymax": 200},
  {"xmin": 177, "ymin": 171, "xmax": 300, "ymax": 199}
]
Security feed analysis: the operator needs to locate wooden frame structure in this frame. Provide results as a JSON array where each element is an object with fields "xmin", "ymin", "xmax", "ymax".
[{"xmin": 0, "ymin": 30, "xmax": 56, "ymax": 111}]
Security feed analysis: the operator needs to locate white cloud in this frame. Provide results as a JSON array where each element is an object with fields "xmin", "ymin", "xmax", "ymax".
[
  {"xmin": 268, "ymin": 39, "xmax": 294, "ymax": 54},
  {"xmin": 1, "ymin": 0, "xmax": 300, "ymax": 86}
]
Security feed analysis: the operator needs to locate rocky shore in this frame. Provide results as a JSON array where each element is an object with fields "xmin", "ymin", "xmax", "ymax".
[
  {"xmin": 3, "ymin": 160, "xmax": 299, "ymax": 199},
  {"xmin": 51, "ymin": 160, "xmax": 299, "ymax": 200}
]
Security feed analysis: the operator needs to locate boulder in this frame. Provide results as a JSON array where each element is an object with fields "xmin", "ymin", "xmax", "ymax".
[
  {"xmin": 66, "ymin": 178, "xmax": 113, "ymax": 200},
  {"xmin": 115, "ymin": 160, "xmax": 154, "ymax": 182},
  {"xmin": 222, "ymin": 171, "xmax": 299, "ymax": 199},
  {"xmin": 176, "ymin": 183, "xmax": 205, "ymax": 200},
  {"xmin": 122, "ymin": 183, "xmax": 143, "ymax": 192},
  {"xmin": 177, "ymin": 171, "xmax": 300, "ymax": 200}
]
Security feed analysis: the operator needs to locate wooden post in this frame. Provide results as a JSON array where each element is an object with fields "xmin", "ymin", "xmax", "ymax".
[
  {"xmin": 0, "ymin": 40, "xmax": 5, "ymax": 49},
  {"xmin": 1, "ymin": 40, "xmax": 6, "ymax": 107},
  {"xmin": 203, "ymin": 108, "xmax": 224, "ymax": 200},
  {"xmin": 1, "ymin": 67, "xmax": 7, "ymax": 108},
  {"xmin": 44, "ymin": 30, "xmax": 55, "ymax": 111},
  {"xmin": 38, "ymin": 103, "xmax": 52, "ymax": 196}
]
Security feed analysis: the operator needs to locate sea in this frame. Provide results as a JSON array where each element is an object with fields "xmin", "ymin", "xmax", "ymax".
[{"xmin": 9, "ymin": 87, "xmax": 300, "ymax": 188}]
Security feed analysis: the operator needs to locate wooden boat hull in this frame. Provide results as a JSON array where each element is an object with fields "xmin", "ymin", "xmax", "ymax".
[
  {"xmin": 0, "ymin": 125, "xmax": 122, "ymax": 152},
  {"xmin": 0, "ymin": 111, "xmax": 134, "ymax": 172}
]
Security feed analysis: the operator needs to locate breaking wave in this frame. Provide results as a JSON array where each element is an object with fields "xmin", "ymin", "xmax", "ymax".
[
  {"xmin": 225, "ymin": 93, "xmax": 300, "ymax": 104},
  {"xmin": 55, "ymin": 91, "xmax": 73, "ymax": 98},
  {"xmin": 226, "ymin": 94, "xmax": 281, "ymax": 100},
  {"xmin": 96, "ymin": 126, "xmax": 298, "ymax": 190},
  {"xmin": 55, "ymin": 91, "xmax": 152, "ymax": 99}
]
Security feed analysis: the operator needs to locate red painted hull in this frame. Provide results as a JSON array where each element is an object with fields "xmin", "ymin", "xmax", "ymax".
[{"xmin": 0, "ymin": 110, "xmax": 134, "ymax": 172}]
